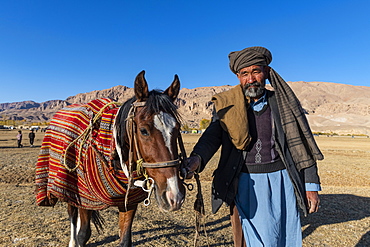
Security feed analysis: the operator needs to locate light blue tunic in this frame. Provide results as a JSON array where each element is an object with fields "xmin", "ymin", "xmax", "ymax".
[{"xmin": 235, "ymin": 169, "xmax": 302, "ymax": 247}]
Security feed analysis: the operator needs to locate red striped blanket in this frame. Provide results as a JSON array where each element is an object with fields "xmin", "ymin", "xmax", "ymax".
[{"xmin": 35, "ymin": 98, "xmax": 147, "ymax": 210}]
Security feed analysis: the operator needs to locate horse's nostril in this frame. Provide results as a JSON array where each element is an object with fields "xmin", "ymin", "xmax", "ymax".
[{"xmin": 165, "ymin": 190, "xmax": 183, "ymax": 206}]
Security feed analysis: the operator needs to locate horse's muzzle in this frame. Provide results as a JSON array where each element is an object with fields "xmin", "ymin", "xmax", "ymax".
[
  {"xmin": 165, "ymin": 189, "xmax": 185, "ymax": 211},
  {"xmin": 155, "ymin": 178, "xmax": 186, "ymax": 212}
]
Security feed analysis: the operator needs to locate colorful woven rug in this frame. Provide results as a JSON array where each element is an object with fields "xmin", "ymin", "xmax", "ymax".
[{"xmin": 35, "ymin": 98, "xmax": 147, "ymax": 210}]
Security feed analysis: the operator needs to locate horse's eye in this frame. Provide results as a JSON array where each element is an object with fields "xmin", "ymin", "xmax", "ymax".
[{"xmin": 140, "ymin": 128, "xmax": 149, "ymax": 136}]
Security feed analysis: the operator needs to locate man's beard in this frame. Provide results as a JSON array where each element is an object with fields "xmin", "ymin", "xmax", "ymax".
[{"xmin": 243, "ymin": 82, "xmax": 265, "ymax": 98}]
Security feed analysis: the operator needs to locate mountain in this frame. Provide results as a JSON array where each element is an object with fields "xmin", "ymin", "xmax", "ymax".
[
  {"xmin": 1, "ymin": 82, "xmax": 369, "ymax": 135},
  {"xmin": 288, "ymin": 81, "xmax": 370, "ymax": 135}
]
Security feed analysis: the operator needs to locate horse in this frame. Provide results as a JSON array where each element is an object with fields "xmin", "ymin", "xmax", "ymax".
[{"xmin": 35, "ymin": 70, "xmax": 187, "ymax": 247}]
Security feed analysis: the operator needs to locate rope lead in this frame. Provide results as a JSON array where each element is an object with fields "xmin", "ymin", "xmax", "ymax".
[
  {"xmin": 62, "ymin": 101, "xmax": 121, "ymax": 172},
  {"xmin": 193, "ymin": 172, "xmax": 210, "ymax": 247}
]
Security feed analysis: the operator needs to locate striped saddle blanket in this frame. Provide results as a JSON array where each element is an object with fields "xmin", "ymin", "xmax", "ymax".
[{"xmin": 35, "ymin": 98, "xmax": 147, "ymax": 210}]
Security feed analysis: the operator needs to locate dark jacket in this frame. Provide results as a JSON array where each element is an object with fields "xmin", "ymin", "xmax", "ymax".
[
  {"xmin": 192, "ymin": 90, "xmax": 320, "ymax": 216},
  {"xmin": 29, "ymin": 132, "xmax": 35, "ymax": 139}
]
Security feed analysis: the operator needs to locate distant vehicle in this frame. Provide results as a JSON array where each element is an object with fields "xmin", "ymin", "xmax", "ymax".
[
  {"xmin": 0, "ymin": 125, "xmax": 14, "ymax": 129},
  {"xmin": 30, "ymin": 126, "xmax": 40, "ymax": 131}
]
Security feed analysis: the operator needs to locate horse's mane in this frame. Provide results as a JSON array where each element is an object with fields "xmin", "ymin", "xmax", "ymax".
[
  {"xmin": 144, "ymin": 90, "xmax": 180, "ymax": 121},
  {"xmin": 114, "ymin": 90, "xmax": 181, "ymax": 163}
]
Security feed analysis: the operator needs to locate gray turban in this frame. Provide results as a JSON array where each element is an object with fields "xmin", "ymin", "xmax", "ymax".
[{"xmin": 228, "ymin": 46, "xmax": 272, "ymax": 74}]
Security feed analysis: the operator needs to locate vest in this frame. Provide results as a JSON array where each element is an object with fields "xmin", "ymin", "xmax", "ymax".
[{"xmin": 242, "ymin": 104, "xmax": 285, "ymax": 173}]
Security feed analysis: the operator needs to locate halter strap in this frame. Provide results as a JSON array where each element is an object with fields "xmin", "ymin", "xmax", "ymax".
[
  {"xmin": 132, "ymin": 101, "xmax": 146, "ymax": 107},
  {"xmin": 142, "ymin": 159, "xmax": 180, "ymax": 168}
]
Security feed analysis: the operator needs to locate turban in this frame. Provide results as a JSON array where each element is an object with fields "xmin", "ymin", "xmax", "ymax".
[{"xmin": 228, "ymin": 46, "xmax": 272, "ymax": 74}]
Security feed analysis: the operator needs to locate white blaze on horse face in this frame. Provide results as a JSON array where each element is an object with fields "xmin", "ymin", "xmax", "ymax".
[{"xmin": 153, "ymin": 111, "xmax": 176, "ymax": 156}]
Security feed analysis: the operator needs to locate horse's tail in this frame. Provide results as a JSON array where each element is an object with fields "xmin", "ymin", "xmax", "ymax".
[{"xmin": 92, "ymin": 211, "xmax": 105, "ymax": 234}]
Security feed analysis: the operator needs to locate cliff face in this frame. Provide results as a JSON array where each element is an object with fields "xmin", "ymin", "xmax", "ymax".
[
  {"xmin": 287, "ymin": 82, "xmax": 370, "ymax": 135},
  {"xmin": 1, "ymin": 82, "xmax": 370, "ymax": 135},
  {"xmin": 65, "ymin": 85, "xmax": 134, "ymax": 105},
  {"xmin": 176, "ymin": 86, "xmax": 232, "ymax": 127}
]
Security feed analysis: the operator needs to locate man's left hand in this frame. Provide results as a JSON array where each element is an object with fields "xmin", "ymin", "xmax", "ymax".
[{"xmin": 306, "ymin": 191, "xmax": 320, "ymax": 213}]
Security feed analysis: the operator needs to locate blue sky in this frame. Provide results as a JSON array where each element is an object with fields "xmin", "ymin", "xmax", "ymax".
[{"xmin": 1, "ymin": 0, "xmax": 369, "ymax": 103}]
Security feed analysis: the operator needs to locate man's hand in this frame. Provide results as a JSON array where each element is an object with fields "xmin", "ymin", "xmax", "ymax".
[
  {"xmin": 184, "ymin": 155, "xmax": 201, "ymax": 179},
  {"xmin": 306, "ymin": 191, "xmax": 320, "ymax": 213}
]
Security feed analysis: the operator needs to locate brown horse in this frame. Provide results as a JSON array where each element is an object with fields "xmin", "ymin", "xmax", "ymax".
[{"xmin": 35, "ymin": 71, "xmax": 186, "ymax": 247}]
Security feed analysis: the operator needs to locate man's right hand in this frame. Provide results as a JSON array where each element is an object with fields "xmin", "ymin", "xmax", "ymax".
[{"xmin": 184, "ymin": 155, "xmax": 201, "ymax": 179}]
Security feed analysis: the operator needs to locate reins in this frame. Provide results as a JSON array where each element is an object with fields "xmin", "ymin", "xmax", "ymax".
[{"xmin": 178, "ymin": 128, "xmax": 210, "ymax": 247}]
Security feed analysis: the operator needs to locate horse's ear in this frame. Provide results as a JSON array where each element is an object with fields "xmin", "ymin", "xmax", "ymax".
[
  {"xmin": 134, "ymin": 70, "xmax": 149, "ymax": 102},
  {"xmin": 164, "ymin": 74, "xmax": 180, "ymax": 102}
]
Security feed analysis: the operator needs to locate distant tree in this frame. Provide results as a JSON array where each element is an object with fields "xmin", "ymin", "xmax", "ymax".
[
  {"xmin": 200, "ymin": 119, "xmax": 211, "ymax": 130},
  {"xmin": 181, "ymin": 124, "xmax": 191, "ymax": 132}
]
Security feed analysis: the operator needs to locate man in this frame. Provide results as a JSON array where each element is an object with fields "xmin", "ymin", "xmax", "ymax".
[
  {"xmin": 185, "ymin": 46, "xmax": 323, "ymax": 247},
  {"xmin": 29, "ymin": 129, "xmax": 35, "ymax": 147}
]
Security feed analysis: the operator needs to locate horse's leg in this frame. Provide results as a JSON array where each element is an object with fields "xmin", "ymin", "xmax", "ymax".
[
  {"xmin": 67, "ymin": 204, "xmax": 93, "ymax": 247},
  {"xmin": 117, "ymin": 204, "xmax": 138, "ymax": 247},
  {"xmin": 77, "ymin": 208, "xmax": 93, "ymax": 246},
  {"xmin": 68, "ymin": 204, "xmax": 79, "ymax": 247}
]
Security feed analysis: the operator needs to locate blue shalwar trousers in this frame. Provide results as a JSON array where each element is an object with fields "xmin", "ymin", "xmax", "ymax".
[{"xmin": 235, "ymin": 169, "xmax": 302, "ymax": 247}]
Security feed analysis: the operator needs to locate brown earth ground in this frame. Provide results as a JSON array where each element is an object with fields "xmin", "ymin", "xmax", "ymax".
[{"xmin": 0, "ymin": 129, "xmax": 369, "ymax": 247}]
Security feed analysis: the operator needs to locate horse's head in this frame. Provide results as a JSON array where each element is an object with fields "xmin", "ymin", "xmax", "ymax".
[
  {"xmin": 115, "ymin": 71, "xmax": 186, "ymax": 212},
  {"xmin": 133, "ymin": 71, "xmax": 186, "ymax": 212}
]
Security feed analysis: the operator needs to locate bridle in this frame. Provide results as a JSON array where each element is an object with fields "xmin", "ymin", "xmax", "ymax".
[
  {"xmin": 125, "ymin": 101, "xmax": 192, "ymax": 206},
  {"xmin": 125, "ymin": 101, "xmax": 184, "ymax": 169}
]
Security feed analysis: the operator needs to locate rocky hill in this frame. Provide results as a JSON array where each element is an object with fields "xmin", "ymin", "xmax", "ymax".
[{"xmin": 1, "ymin": 82, "xmax": 369, "ymax": 135}]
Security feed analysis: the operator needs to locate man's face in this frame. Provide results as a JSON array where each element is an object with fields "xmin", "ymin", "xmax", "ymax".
[{"xmin": 237, "ymin": 65, "xmax": 269, "ymax": 98}]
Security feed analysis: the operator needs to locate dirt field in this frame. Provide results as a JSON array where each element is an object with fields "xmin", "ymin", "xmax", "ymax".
[{"xmin": 0, "ymin": 129, "xmax": 369, "ymax": 247}]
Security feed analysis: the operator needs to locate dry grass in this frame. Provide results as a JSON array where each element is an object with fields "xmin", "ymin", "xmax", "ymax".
[{"xmin": 0, "ymin": 129, "xmax": 369, "ymax": 246}]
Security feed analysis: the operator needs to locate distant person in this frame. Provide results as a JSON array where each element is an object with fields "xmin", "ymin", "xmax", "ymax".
[
  {"xmin": 184, "ymin": 46, "xmax": 323, "ymax": 247},
  {"xmin": 29, "ymin": 129, "xmax": 36, "ymax": 147},
  {"xmin": 16, "ymin": 130, "xmax": 23, "ymax": 148}
]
